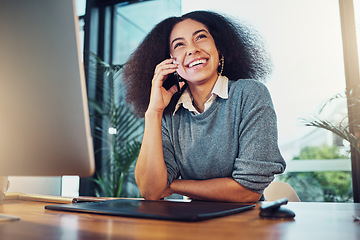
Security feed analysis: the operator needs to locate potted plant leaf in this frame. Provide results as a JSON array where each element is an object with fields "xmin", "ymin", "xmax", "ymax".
[
  {"xmin": 85, "ymin": 52, "xmax": 144, "ymax": 197},
  {"xmin": 302, "ymin": 85, "xmax": 360, "ymax": 153}
]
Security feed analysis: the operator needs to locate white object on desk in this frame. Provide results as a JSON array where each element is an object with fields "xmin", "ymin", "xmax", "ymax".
[{"xmin": 0, "ymin": 176, "xmax": 10, "ymax": 202}]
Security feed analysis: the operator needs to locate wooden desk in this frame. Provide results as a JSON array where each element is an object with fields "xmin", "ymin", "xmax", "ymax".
[{"xmin": 1, "ymin": 199, "xmax": 360, "ymax": 240}]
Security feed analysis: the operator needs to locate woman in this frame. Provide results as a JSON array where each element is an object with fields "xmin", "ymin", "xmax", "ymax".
[{"xmin": 122, "ymin": 11, "xmax": 285, "ymax": 202}]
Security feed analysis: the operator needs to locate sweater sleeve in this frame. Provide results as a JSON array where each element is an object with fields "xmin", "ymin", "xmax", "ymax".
[{"xmin": 232, "ymin": 81, "xmax": 286, "ymax": 193}]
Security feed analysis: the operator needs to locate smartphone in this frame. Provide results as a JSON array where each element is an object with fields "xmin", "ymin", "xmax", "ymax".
[
  {"xmin": 162, "ymin": 73, "xmax": 180, "ymax": 92},
  {"xmin": 162, "ymin": 55, "xmax": 183, "ymax": 92}
]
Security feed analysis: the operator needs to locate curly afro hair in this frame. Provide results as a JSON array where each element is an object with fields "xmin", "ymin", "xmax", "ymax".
[{"xmin": 122, "ymin": 11, "xmax": 272, "ymax": 117}]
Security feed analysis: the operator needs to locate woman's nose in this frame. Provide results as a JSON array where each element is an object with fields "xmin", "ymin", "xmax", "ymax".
[{"xmin": 186, "ymin": 44, "xmax": 200, "ymax": 56}]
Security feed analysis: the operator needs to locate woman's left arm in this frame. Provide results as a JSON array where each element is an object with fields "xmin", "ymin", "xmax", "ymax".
[{"xmin": 162, "ymin": 177, "xmax": 261, "ymax": 202}]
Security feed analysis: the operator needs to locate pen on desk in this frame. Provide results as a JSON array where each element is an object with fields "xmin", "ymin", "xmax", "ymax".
[
  {"xmin": 72, "ymin": 197, "xmax": 107, "ymax": 203},
  {"xmin": 19, "ymin": 194, "xmax": 73, "ymax": 204},
  {"xmin": 72, "ymin": 196, "xmax": 120, "ymax": 203},
  {"xmin": 72, "ymin": 197, "xmax": 145, "ymax": 203}
]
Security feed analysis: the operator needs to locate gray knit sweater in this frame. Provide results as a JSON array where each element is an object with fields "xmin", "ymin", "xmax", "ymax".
[{"xmin": 161, "ymin": 79, "xmax": 285, "ymax": 194}]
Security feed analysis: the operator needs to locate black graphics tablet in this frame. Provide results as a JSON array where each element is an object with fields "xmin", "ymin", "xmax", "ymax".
[{"xmin": 45, "ymin": 199, "xmax": 255, "ymax": 222}]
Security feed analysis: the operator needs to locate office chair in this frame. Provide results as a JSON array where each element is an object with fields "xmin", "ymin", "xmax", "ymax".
[{"xmin": 263, "ymin": 181, "xmax": 301, "ymax": 202}]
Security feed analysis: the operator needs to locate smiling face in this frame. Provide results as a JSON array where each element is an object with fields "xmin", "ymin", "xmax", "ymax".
[{"xmin": 169, "ymin": 19, "xmax": 220, "ymax": 86}]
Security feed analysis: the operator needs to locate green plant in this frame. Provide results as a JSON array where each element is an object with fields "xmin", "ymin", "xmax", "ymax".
[
  {"xmin": 280, "ymin": 145, "xmax": 352, "ymax": 202},
  {"xmin": 292, "ymin": 145, "xmax": 348, "ymax": 160},
  {"xmin": 295, "ymin": 86, "xmax": 360, "ymax": 202},
  {"xmin": 86, "ymin": 52, "xmax": 144, "ymax": 197},
  {"xmin": 302, "ymin": 86, "xmax": 360, "ymax": 152}
]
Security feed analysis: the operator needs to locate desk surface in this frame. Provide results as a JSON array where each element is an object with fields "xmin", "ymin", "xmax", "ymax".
[{"xmin": 1, "ymin": 199, "xmax": 360, "ymax": 240}]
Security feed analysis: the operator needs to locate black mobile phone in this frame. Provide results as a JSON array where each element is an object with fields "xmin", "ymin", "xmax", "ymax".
[{"xmin": 162, "ymin": 73, "xmax": 180, "ymax": 92}]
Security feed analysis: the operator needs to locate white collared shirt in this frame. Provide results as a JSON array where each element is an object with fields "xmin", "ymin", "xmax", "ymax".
[{"xmin": 173, "ymin": 75, "xmax": 229, "ymax": 115}]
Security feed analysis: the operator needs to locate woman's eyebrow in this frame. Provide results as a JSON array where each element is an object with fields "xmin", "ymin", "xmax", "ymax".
[
  {"xmin": 193, "ymin": 29, "xmax": 208, "ymax": 36},
  {"xmin": 171, "ymin": 37, "xmax": 184, "ymax": 46},
  {"xmin": 170, "ymin": 29, "xmax": 209, "ymax": 46}
]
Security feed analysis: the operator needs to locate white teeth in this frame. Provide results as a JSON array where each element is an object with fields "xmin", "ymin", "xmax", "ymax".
[{"xmin": 189, "ymin": 59, "xmax": 206, "ymax": 68}]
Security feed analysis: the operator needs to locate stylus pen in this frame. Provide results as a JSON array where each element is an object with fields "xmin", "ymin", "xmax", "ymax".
[
  {"xmin": 72, "ymin": 197, "xmax": 144, "ymax": 203},
  {"xmin": 72, "ymin": 197, "xmax": 111, "ymax": 203}
]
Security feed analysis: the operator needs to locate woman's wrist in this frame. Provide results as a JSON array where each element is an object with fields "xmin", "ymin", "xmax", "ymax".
[{"xmin": 145, "ymin": 108, "xmax": 164, "ymax": 119}]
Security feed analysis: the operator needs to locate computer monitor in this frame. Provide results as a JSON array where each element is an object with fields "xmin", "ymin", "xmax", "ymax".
[{"xmin": 0, "ymin": 0, "xmax": 95, "ymax": 177}]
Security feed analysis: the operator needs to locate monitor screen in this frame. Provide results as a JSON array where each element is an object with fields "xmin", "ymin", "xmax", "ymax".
[{"xmin": 0, "ymin": 0, "xmax": 95, "ymax": 177}]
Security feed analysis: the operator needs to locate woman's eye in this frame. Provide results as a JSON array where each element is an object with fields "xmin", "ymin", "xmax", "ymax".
[
  {"xmin": 174, "ymin": 42, "xmax": 184, "ymax": 49},
  {"xmin": 196, "ymin": 34, "xmax": 207, "ymax": 41}
]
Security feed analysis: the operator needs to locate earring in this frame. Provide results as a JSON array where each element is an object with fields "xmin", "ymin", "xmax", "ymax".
[{"xmin": 218, "ymin": 54, "xmax": 224, "ymax": 76}]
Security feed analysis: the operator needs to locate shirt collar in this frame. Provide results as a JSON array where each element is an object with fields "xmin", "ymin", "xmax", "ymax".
[
  {"xmin": 173, "ymin": 75, "xmax": 229, "ymax": 115},
  {"xmin": 213, "ymin": 75, "xmax": 229, "ymax": 99}
]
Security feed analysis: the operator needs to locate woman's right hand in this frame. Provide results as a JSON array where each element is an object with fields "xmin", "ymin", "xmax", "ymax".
[
  {"xmin": 146, "ymin": 58, "xmax": 183, "ymax": 115},
  {"xmin": 137, "ymin": 58, "xmax": 182, "ymax": 200}
]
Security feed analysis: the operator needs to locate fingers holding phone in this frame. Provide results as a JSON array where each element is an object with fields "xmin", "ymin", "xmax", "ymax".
[
  {"xmin": 153, "ymin": 58, "xmax": 177, "ymax": 84},
  {"xmin": 147, "ymin": 58, "xmax": 181, "ymax": 114}
]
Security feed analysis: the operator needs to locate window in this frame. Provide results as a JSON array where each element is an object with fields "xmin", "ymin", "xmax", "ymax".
[
  {"xmin": 74, "ymin": 0, "xmax": 360, "ymax": 201},
  {"xmin": 78, "ymin": 0, "xmax": 181, "ymax": 197},
  {"xmin": 183, "ymin": 0, "xmax": 354, "ymax": 202}
]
